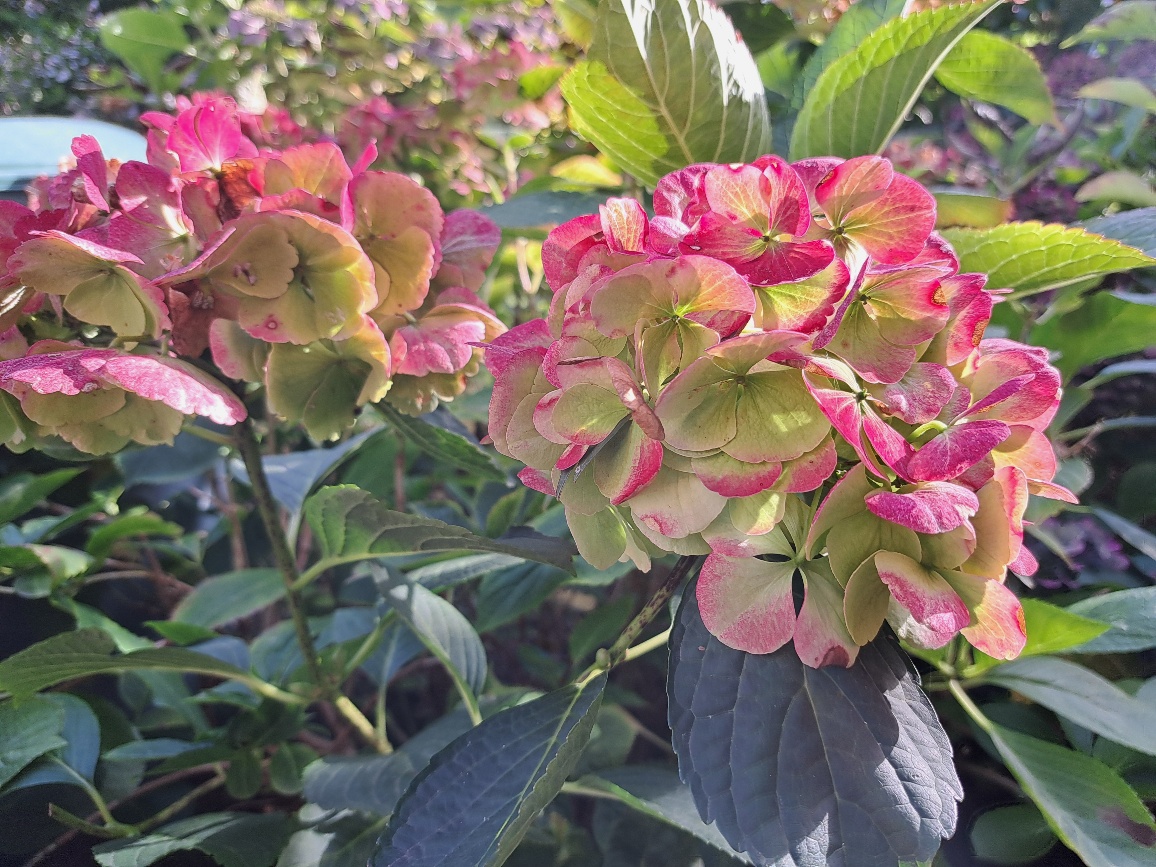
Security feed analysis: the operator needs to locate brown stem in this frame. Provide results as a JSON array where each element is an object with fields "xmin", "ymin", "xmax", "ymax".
[
  {"xmin": 605, "ymin": 555, "xmax": 702, "ymax": 668},
  {"xmin": 233, "ymin": 418, "xmax": 326, "ymax": 692}
]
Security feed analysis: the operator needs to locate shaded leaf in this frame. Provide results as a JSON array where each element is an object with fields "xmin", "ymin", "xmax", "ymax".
[
  {"xmin": 0, "ymin": 629, "xmax": 256, "ymax": 701},
  {"xmin": 480, "ymin": 191, "xmax": 609, "ymax": 232},
  {"xmin": 790, "ymin": 1, "xmax": 997, "ymax": 159},
  {"xmin": 1093, "ymin": 507, "xmax": 1156, "ymax": 561},
  {"xmin": 305, "ymin": 485, "xmax": 575, "ymax": 574},
  {"xmin": 1079, "ymin": 207, "xmax": 1156, "ymax": 258},
  {"xmin": 969, "ymin": 803, "xmax": 1057, "ymax": 866},
  {"xmin": 1068, "ymin": 588, "xmax": 1156, "ymax": 653},
  {"xmin": 171, "ymin": 569, "xmax": 286, "ymax": 630},
  {"xmin": 578, "ymin": 766, "xmax": 752, "ymax": 863},
  {"xmin": 1062, "ymin": 1, "xmax": 1156, "ymax": 46},
  {"xmin": 475, "ymin": 562, "xmax": 570, "ymax": 633},
  {"xmin": 372, "ymin": 674, "xmax": 607, "ymax": 866},
  {"xmin": 0, "ymin": 698, "xmax": 66, "ymax": 790},
  {"xmin": 561, "ymin": 0, "xmax": 771, "ymax": 186},
  {"xmin": 792, "ymin": 0, "xmax": 904, "ymax": 109},
  {"xmin": 93, "ymin": 812, "xmax": 293, "ymax": 867},
  {"xmin": 935, "ymin": 30, "xmax": 1056, "ymax": 124},
  {"xmin": 983, "ymin": 725, "xmax": 1156, "ymax": 867},
  {"xmin": 668, "ymin": 587, "xmax": 961, "ymax": 865},
  {"xmin": 379, "ymin": 404, "xmax": 506, "ymax": 482},
  {"xmin": 986, "ymin": 657, "xmax": 1156, "ymax": 756},
  {"xmin": 1030, "ymin": 292, "xmax": 1156, "ymax": 379},
  {"xmin": 375, "ymin": 568, "xmax": 488, "ymax": 696},
  {"xmin": 98, "ymin": 8, "xmax": 188, "ymax": 93},
  {"xmin": 0, "ymin": 470, "xmax": 79, "ymax": 528}
]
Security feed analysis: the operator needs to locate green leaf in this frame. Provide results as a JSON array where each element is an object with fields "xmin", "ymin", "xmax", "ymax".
[
  {"xmin": 1094, "ymin": 507, "xmax": 1156, "ymax": 561},
  {"xmin": 93, "ymin": 812, "xmax": 292, "ymax": 867},
  {"xmin": 270, "ymin": 744, "xmax": 315, "ymax": 795},
  {"xmin": 98, "ymin": 9, "xmax": 189, "ymax": 94},
  {"xmin": 935, "ymin": 30, "xmax": 1056, "ymax": 124},
  {"xmin": 985, "ymin": 657, "xmax": 1156, "ymax": 756},
  {"xmin": 480, "ymin": 190, "xmax": 609, "ymax": 233},
  {"xmin": 560, "ymin": 0, "xmax": 771, "ymax": 187},
  {"xmin": 721, "ymin": 0, "xmax": 795, "ymax": 55},
  {"xmin": 1068, "ymin": 588, "xmax": 1156, "ymax": 654},
  {"xmin": 304, "ymin": 708, "xmax": 477, "ymax": 816},
  {"xmin": 372, "ymin": 674, "xmax": 607, "ymax": 866},
  {"xmin": 0, "ymin": 469, "xmax": 79, "ymax": 527},
  {"xmin": 943, "ymin": 221, "xmax": 1155, "ymax": 299},
  {"xmin": 576, "ymin": 766, "xmax": 752, "ymax": 862},
  {"xmin": 555, "ymin": 0, "xmax": 598, "ymax": 48},
  {"xmin": 931, "ymin": 188, "xmax": 1014, "ymax": 229},
  {"xmin": 969, "ymin": 803, "xmax": 1058, "ymax": 865},
  {"xmin": 1077, "ymin": 208, "xmax": 1156, "ymax": 256},
  {"xmin": 86, "ymin": 511, "xmax": 182, "ymax": 562},
  {"xmin": 1030, "ymin": 292, "xmax": 1156, "ymax": 379},
  {"xmin": 1062, "ymin": 1, "xmax": 1156, "ymax": 46},
  {"xmin": 171, "ymin": 569, "xmax": 287, "ymax": 630},
  {"xmin": 0, "ymin": 698, "xmax": 66, "ymax": 790},
  {"xmin": 568, "ymin": 595, "xmax": 636, "ymax": 664},
  {"xmin": 968, "ymin": 597, "xmax": 1109, "ymax": 674},
  {"xmin": 518, "ymin": 64, "xmax": 566, "ymax": 100},
  {"xmin": 790, "ymin": 1, "xmax": 997, "ymax": 159},
  {"xmin": 669, "ymin": 587, "xmax": 961, "ymax": 863},
  {"xmin": 304, "ymin": 485, "xmax": 576, "ymax": 575},
  {"xmin": 1078, "ymin": 78, "xmax": 1156, "ymax": 113},
  {"xmin": 474, "ymin": 561, "xmax": 570, "ymax": 632},
  {"xmin": 378, "ymin": 405, "xmax": 505, "ymax": 482},
  {"xmin": 0, "ymin": 629, "xmax": 259, "ymax": 701},
  {"xmin": 983, "ymin": 725, "xmax": 1156, "ymax": 867},
  {"xmin": 375, "ymin": 568, "xmax": 488, "ymax": 697},
  {"xmin": 792, "ymin": 0, "xmax": 904, "ymax": 110},
  {"xmin": 225, "ymin": 750, "xmax": 262, "ymax": 800},
  {"xmin": 1076, "ymin": 172, "xmax": 1156, "ymax": 208}
]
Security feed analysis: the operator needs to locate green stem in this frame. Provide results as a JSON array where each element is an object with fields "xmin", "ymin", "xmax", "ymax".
[
  {"xmin": 135, "ymin": 771, "xmax": 227, "ymax": 834},
  {"xmin": 578, "ymin": 556, "xmax": 701, "ymax": 683},
  {"xmin": 181, "ymin": 424, "xmax": 233, "ymax": 447},
  {"xmin": 49, "ymin": 758, "xmax": 135, "ymax": 836},
  {"xmin": 234, "ymin": 419, "xmax": 388, "ymax": 753},
  {"xmin": 948, "ymin": 678, "xmax": 994, "ymax": 734}
]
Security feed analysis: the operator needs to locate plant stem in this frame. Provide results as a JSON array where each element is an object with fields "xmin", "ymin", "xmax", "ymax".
[
  {"xmin": 233, "ymin": 419, "xmax": 388, "ymax": 753},
  {"xmin": 578, "ymin": 556, "xmax": 701, "ymax": 683},
  {"xmin": 135, "ymin": 771, "xmax": 227, "ymax": 833},
  {"xmin": 948, "ymin": 678, "xmax": 994, "ymax": 734}
]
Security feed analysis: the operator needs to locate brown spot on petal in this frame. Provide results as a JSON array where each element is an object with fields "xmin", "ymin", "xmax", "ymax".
[
  {"xmin": 933, "ymin": 286, "xmax": 947, "ymax": 305},
  {"xmin": 971, "ymin": 320, "xmax": 985, "ymax": 347}
]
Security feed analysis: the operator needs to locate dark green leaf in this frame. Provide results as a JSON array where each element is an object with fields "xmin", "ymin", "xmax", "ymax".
[
  {"xmin": 983, "ymin": 725, "xmax": 1156, "ymax": 867},
  {"xmin": 1068, "ymin": 588, "xmax": 1156, "ymax": 653},
  {"xmin": 225, "ymin": 750, "xmax": 261, "ymax": 800},
  {"xmin": 0, "ymin": 698, "xmax": 66, "ymax": 789},
  {"xmin": 375, "ymin": 569, "xmax": 488, "ymax": 696},
  {"xmin": 790, "ymin": 1, "xmax": 996, "ymax": 159},
  {"xmin": 1080, "ymin": 207, "xmax": 1156, "ymax": 257},
  {"xmin": 171, "ymin": 569, "xmax": 286, "ymax": 630},
  {"xmin": 1030, "ymin": 292, "xmax": 1156, "ymax": 379},
  {"xmin": 986, "ymin": 657, "xmax": 1156, "ymax": 756},
  {"xmin": 98, "ymin": 8, "xmax": 189, "ymax": 94},
  {"xmin": 578, "ymin": 766, "xmax": 751, "ymax": 863},
  {"xmin": 93, "ymin": 812, "xmax": 292, "ymax": 867},
  {"xmin": 279, "ymin": 810, "xmax": 390, "ymax": 867},
  {"xmin": 372, "ymin": 674, "xmax": 607, "ymax": 866},
  {"xmin": 145, "ymin": 621, "xmax": 218, "ymax": 645},
  {"xmin": 561, "ymin": 0, "xmax": 771, "ymax": 186},
  {"xmin": 103, "ymin": 739, "xmax": 206, "ymax": 762},
  {"xmin": 408, "ymin": 553, "xmax": 522, "ymax": 590},
  {"xmin": 118, "ymin": 430, "xmax": 223, "ymax": 488},
  {"xmin": 47, "ymin": 694, "xmax": 100, "ymax": 781},
  {"xmin": 379, "ymin": 404, "xmax": 506, "ymax": 482},
  {"xmin": 360, "ymin": 620, "xmax": 425, "ymax": 685},
  {"xmin": 304, "ymin": 709, "xmax": 477, "ymax": 816},
  {"xmin": 943, "ymin": 222, "xmax": 1154, "ymax": 300},
  {"xmin": 0, "ymin": 470, "xmax": 79, "ymax": 528},
  {"xmin": 480, "ymin": 190, "xmax": 609, "ymax": 233},
  {"xmin": 0, "ymin": 629, "xmax": 255, "ymax": 701},
  {"xmin": 1093, "ymin": 507, "xmax": 1156, "ymax": 561},
  {"xmin": 568, "ymin": 595, "xmax": 637, "ymax": 664},
  {"xmin": 668, "ymin": 588, "xmax": 961, "ymax": 864},
  {"xmin": 969, "ymin": 803, "xmax": 1058, "ymax": 865},
  {"xmin": 1062, "ymin": 0, "xmax": 1156, "ymax": 46},
  {"xmin": 721, "ymin": 0, "xmax": 794, "ymax": 55},
  {"xmin": 85, "ymin": 512, "xmax": 182, "ymax": 562},
  {"xmin": 792, "ymin": 0, "xmax": 904, "ymax": 109},
  {"xmin": 475, "ymin": 562, "xmax": 569, "ymax": 632},
  {"xmin": 935, "ymin": 30, "xmax": 1056, "ymax": 124},
  {"xmin": 305, "ymin": 485, "xmax": 575, "ymax": 574}
]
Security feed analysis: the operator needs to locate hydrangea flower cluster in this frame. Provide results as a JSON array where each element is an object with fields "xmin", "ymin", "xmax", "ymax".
[
  {"xmin": 484, "ymin": 154, "xmax": 1073, "ymax": 668},
  {"xmin": 0, "ymin": 96, "xmax": 504, "ymax": 453}
]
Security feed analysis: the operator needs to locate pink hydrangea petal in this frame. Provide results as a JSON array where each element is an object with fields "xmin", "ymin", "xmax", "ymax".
[
  {"xmin": 482, "ymin": 319, "xmax": 552, "ymax": 379},
  {"xmin": 599, "ymin": 198, "xmax": 648, "ymax": 254},
  {"xmin": 697, "ymin": 553, "xmax": 796, "ymax": 654},
  {"xmin": 751, "ymin": 257, "xmax": 849, "ymax": 334},
  {"xmin": 517, "ymin": 467, "xmax": 554, "ymax": 495},
  {"xmin": 878, "ymin": 363, "xmax": 956, "ymax": 425},
  {"xmin": 691, "ymin": 451, "xmax": 782, "ymax": 497},
  {"xmin": 795, "ymin": 563, "xmax": 859, "ymax": 668},
  {"xmin": 100, "ymin": 354, "xmax": 246, "ymax": 424},
  {"xmin": 593, "ymin": 425, "xmax": 663, "ymax": 504},
  {"xmin": 542, "ymin": 214, "xmax": 602, "ymax": 290},
  {"xmin": 776, "ymin": 436, "xmax": 837, "ymax": 493},
  {"xmin": 876, "ymin": 551, "xmax": 969, "ymax": 648},
  {"xmin": 941, "ymin": 569, "xmax": 1026, "ymax": 660},
  {"xmin": 865, "ymin": 483, "xmax": 980, "ymax": 534},
  {"xmin": 906, "ymin": 420, "xmax": 1011, "ymax": 483},
  {"xmin": 814, "ymin": 155, "xmax": 894, "ymax": 221},
  {"xmin": 71, "ymin": 136, "xmax": 110, "ymax": 211},
  {"xmin": 167, "ymin": 97, "xmax": 257, "ymax": 173},
  {"xmin": 739, "ymin": 238, "xmax": 834, "ymax": 285}
]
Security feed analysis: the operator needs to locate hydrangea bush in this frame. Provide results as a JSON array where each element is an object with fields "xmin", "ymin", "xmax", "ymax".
[
  {"xmin": 0, "ymin": 95, "xmax": 504, "ymax": 452},
  {"xmin": 486, "ymin": 154, "xmax": 1071, "ymax": 668}
]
